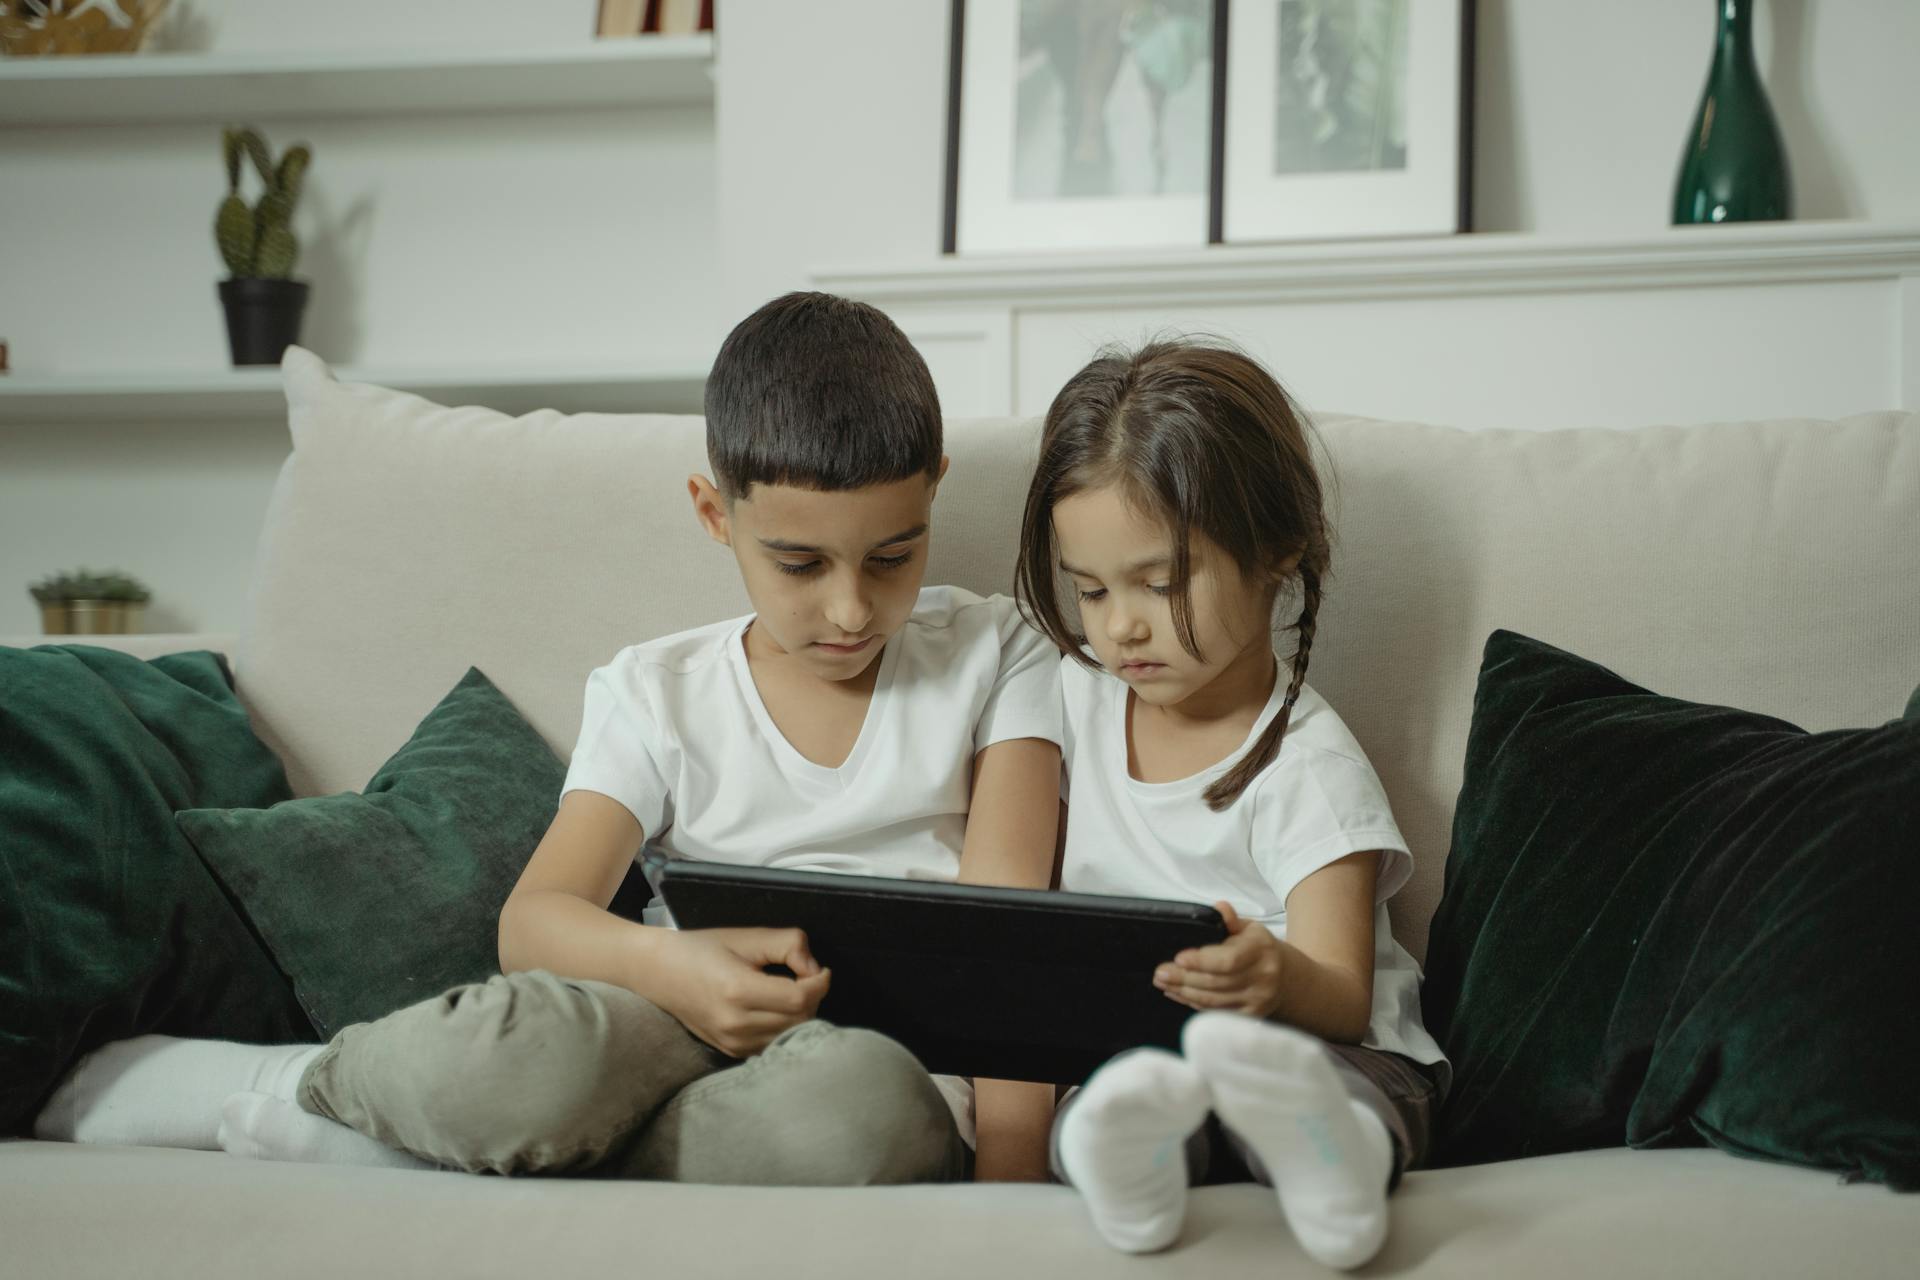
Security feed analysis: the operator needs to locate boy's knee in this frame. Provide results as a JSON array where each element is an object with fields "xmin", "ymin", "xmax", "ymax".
[
  {"xmin": 767, "ymin": 1023, "xmax": 963, "ymax": 1185},
  {"xmin": 315, "ymin": 971, "xmax": 654, "ymax": 1173}
]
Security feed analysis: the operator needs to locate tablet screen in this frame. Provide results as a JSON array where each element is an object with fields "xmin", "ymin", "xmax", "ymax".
[{"xmin": 658, "ymin": 861, "xmax": 1227, "ymax": 1083}]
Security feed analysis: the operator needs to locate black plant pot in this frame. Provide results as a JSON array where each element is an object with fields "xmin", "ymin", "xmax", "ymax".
[{"xmin": 218, "ymin": 277, "xmax": 310, "ymax": 366}]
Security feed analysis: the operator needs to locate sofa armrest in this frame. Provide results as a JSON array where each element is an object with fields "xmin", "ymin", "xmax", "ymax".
[{"xmin": 1, "ymin": 633, "xmax": 242, "ymax": 663}]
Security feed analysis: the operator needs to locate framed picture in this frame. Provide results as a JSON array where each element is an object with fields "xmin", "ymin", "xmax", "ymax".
[
  {"xmin": 944, "ymin": 1, "xmax": 1216, "ymax": 255},
  {"xmin": 1210, "ymin": 0, "xmax": 1474, "ymax": 243}
]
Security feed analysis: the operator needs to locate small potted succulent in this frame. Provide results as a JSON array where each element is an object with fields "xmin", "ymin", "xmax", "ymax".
[
  {"xmin": 215, "ymin": 126, "xmax": 312, "ymax": 365},
  {"xmin": 30, "ymin": 568, "xmax": 151, "ymax": 635}
]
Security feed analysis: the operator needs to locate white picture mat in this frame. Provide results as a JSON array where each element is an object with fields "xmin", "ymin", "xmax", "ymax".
[
  {"xmin": 956, "ymin": 1, "xmax": 1208, "ymax": 255},
  {"xmin": 1223, "ymin": 0, "xmax": 1464, "ymax": 242}
]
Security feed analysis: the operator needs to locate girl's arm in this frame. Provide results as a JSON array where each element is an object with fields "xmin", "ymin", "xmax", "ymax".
[
  {"xmin": 1155, "ymin": 850, "xmax": 1379, "ymax": 1045},
  {"xmin": 500, "ymin": 790, "xmax": 829, "ymax": 1057},
  {"xmin": 958, "ymin": 737, "xmax": 1064, "ymax": 1182}
]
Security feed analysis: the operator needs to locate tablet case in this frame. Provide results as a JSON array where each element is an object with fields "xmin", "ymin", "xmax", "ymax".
[{"xmin": 656, "ymin": 861, "xmax": 1227, "ymax": 1084}]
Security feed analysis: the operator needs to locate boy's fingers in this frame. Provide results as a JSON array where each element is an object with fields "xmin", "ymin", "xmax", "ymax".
[
  {"xmin": 784, "ymin": 931, "xmax": 822, "ymax": 977},
  {"xmin": 795, "ymin": 969, "xmax": 831, "ymax": 1016},
  {"xmin": 731, "ymin": 926, "xmax": 815, "ymax": 972},
  {"xmin": 738, "ymin": 968, "xmax": 809, "ymax": 1014},
  {"xmin": 747, "ymin": 967, "xmax": 832, "ymax": 1017}
]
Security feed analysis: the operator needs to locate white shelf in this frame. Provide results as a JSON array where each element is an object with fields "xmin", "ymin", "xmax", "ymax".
[
  {"xmin": 0, "ymin": 38, "xmax": 715, "ymax": 124},
  {"xmin": 0, "ymin": 362, "xmax": 709, "ymax": 423},
  {"xmin": 814, "ymin": 220, "xmax": 1920, "ymax": 309}
]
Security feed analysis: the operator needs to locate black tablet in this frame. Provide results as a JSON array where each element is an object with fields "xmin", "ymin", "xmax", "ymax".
[{"xmin": 656, "ymin": 861, "xmax": 1227, "ymax": 1085}]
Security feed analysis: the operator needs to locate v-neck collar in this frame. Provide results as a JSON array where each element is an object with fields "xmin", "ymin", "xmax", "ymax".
[{"xmin": 730, "ymin": 616, "xmax": 900, "ymax": 784}]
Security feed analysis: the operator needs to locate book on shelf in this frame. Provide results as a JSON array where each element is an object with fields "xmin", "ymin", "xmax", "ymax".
[
  {"xmin": 596, "ymin": 0, "xmax": 645, "ymax": 37},
  {"xmin": 648, "ymin": 0, "xmax": 707, "ymax": 36}
]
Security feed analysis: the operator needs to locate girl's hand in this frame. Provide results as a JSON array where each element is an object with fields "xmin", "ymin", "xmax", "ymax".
[
  {"xmin": 1154, "ymin": 902, "xmax": 1291, "ymax": 1019},
  {"xmin": 651, "ymin": 927, "xmax": 831, "ymax": 1058}
]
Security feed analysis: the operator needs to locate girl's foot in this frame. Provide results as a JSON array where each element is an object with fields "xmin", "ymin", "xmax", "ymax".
[
  {"xmin": 1055, "ymin": 1048, "xmax": 1211, "ymax": 1253},
  {"xmin": 1183, "ymin": 1012, "xmax": 1393, "ymax": 1270}
]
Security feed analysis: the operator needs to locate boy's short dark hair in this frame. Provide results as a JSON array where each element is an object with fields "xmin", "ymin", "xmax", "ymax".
[{"xmin": 704, "ymin": 291, "xmax": 943, "ymax": 500}]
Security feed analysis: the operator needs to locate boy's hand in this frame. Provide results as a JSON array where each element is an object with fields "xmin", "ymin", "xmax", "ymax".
[
  {"xmin": 1153, "ymin": 902, "xmax": 1290, "ymax": 1020},
  {"xmin": 653, "ymin": 927, "xmax": 830, "ymax": 1058}
]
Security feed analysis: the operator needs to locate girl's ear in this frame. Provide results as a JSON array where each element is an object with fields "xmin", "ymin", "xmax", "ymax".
[
  {"xmin": 1272, "ymin": 547, "xmax": 1304, "ymax": 580},
  {"xmin": 687, "ymin": 474, "xmax": 732, "ymax": 547}
]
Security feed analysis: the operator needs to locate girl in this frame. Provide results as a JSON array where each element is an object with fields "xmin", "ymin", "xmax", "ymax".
[{"xmin": 1014, "ymin": 340, "xmax": 1448, "ymax": 1268}]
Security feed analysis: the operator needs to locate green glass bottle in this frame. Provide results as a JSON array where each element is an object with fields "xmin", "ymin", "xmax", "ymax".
[{"xmin": 1672, "ymin": 0, "xmax": 1793, "ymax": 224}]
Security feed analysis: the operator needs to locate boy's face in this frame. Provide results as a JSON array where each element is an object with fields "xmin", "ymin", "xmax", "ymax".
[{"xmin": 689, "ymin": 462, "xmax": 948, "ymax": 682}]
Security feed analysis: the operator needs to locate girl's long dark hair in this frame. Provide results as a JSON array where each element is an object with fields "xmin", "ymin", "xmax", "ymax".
[{"xmin": 1015, "ymin": 339, "xmax": 1332, "ymax": 810}]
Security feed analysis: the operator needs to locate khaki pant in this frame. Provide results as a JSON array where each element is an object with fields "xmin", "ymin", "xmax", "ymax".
[{"xmin": 298, "ymin": 970, "xmax": 968, "ymax": 1184}]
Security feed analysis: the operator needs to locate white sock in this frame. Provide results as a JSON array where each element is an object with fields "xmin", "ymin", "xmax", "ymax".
[
  {"xmin": 1057, "ymin": 1049, "xmax": 1212, "ymax": 1254},
  {"xmin": 218, "ymin": 1092, "xmax": 438, "ymax": 1172},
  {"xmin": 1183, "ymin": 1012, "xmax": 1394, "ymax": 1270},
  {"xmin": 31, "ymin": 1035, "xmax": 322, "ymax": 1151}
]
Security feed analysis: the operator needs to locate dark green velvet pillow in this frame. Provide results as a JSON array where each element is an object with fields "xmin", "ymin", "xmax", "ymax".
[
  {"xmin": 0, "ymin": 645, "xmax": 311, "ymax": 1133},
  {"xmin": 1423, "ymin": 630, "xmax": 1920, "ymax": 1189},
  {"xmin": 177, "ymin": 668, "xmax": 564, "ymax": 1040}
]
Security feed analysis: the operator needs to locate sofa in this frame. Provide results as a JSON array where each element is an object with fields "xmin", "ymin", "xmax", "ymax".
[{"xmin": 4, "ymin": 349, "xmax": 1916, "ymax": 1278}]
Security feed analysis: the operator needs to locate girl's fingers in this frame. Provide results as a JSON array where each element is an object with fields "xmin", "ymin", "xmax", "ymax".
[
  {"xmin": 1162, "ymin": 985, "xmax": 1236, "ymax": 1011},
  {"xmin": 1166, "ymin": 941, "xmax": 1257, "ymax": 976},
  {"xmin": 1158, "ymin": 966, "xmax": 1240, "ymax": 993}
]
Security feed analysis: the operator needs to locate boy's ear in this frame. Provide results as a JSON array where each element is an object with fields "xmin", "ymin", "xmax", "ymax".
[
  {"xmin": 687, "ymin": 474, "xmax": 732, "ymax": 546},
  {"xmin": 932, "ymin": 455, "xmax": 951, "ymax": 491}
]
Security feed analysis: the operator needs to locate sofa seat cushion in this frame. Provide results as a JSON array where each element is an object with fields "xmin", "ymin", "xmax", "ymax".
[{"xmin": 1, "ymin": 1140, "xmax": 1913, "ymax": 1278}]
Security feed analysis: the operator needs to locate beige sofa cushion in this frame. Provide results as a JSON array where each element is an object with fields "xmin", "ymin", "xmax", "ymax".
[
  {"xmin": 241, "ymin": 349, "xmax": 1038, "ymax": 804},
  {"xmin": 1306, "ymin": 411, "xmax": 1918, "ymax": 956},
  {"xmin": 4, "ymin": 1139, "xmax": 1916, "ymax": 1279},
  {"xmin": 241, "ymin": 350, "xmax": 1919, "ymax": 960}
]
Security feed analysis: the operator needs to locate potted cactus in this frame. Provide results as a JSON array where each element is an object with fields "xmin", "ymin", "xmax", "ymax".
[
  {"xmin": 215, "ymin": 126, "xmax": 312, "ymax": 365},
  {"xmin": 30, "ymin": 568, "xmax": 151, "ymax": 636}
]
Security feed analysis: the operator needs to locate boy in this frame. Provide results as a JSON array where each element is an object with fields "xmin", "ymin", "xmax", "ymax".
[{"xmin": 35, "ymin": 293, "xmax": 1063, "ymax": 1184}]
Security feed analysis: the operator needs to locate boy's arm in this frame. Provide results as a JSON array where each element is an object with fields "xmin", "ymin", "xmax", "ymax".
[
  {"xmin": 500, "ymin": 790, "xmax": 828, "ymax": 1057},
  {"xmin": 498, "ymin": 790, "xmax": 649, "ymax": 986},
  {"xmin": 956, "ymin": 737, "xmax": 1060, "ymax": 889},
  {"xmin": 959, "ymin": 737, "xmax": 1063, "ymax": 1182}
]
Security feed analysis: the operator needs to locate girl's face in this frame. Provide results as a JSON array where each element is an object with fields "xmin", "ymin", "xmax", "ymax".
[{"xmin": 1052, "ymin": 483, "xmax": 1278, "ymax": 710}]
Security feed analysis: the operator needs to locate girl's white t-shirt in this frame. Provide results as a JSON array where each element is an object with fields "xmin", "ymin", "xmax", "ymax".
[
  {"xmin": 562, "ymin": 586, "xmax": 1063, "ymax": 918},
  {"xmin": 1060, "ymin": 656, "xmax": 1448, "ymax": 1079}
]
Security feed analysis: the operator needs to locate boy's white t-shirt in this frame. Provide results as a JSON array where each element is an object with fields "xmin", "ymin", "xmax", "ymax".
[
  {"xmin": 563, "ymin": 586, "xmax": 1062, "ymax": 909},
  {"xmin": 1060, "ymin": 656, "xmax": 1448, "ymax": 1081},
  {"xmin": 562, "ymin": 586, "xmax": 1059, "ymax": 1150}
]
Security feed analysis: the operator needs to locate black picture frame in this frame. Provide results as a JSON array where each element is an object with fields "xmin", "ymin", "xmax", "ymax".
[{"xmin": 1209, "ymin": 0, "xmax": 1475, "ymax": 244}]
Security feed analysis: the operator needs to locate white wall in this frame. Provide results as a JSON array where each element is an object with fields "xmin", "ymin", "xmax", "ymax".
[
  {"xmin": 4, "ymin": 0, "xmax": 1916, "ymax": 634},
  {"xmin": 1474, "ymin": 0, "xmax": 1920, "ymax": 232},
  {"xmin": 1, "ymin": 0, "xmax": 721, "ymax": 634},
  {"xmin": 721, "ymin": 0, "xmax": 1920, "ymax": 298}
]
